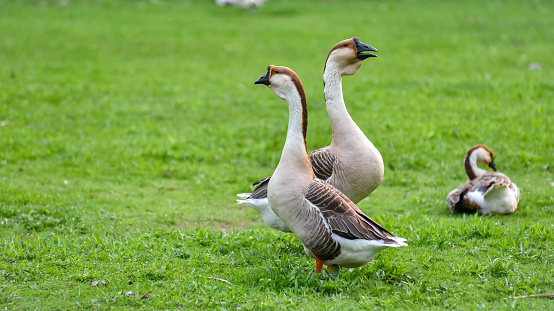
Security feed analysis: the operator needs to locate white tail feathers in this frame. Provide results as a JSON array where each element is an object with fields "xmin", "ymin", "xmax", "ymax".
[{"xmin": 236, "ymin": 193, "xmax": 251, "ymax": 200}]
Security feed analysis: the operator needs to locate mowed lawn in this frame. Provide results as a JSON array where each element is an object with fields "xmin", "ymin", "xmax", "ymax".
[{"xmin": 1, "ymin": 0, "xmax": 553, "ymax": 309}]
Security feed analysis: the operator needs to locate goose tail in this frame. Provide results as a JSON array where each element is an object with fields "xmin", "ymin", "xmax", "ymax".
[
  {"xmin": 236, "ymin": 193, "xmax": 251, "ymax": 200},
  {"xmin": 236, "ymin": 197, "xmax": 270, "ymax": 213},
  {"xmin": 386, "ymin": 236, "xmax": 408, "ymax": 247}
]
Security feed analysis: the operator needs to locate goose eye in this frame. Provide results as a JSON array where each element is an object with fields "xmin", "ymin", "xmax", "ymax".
[
  {"xmin": 344, "ymin": 43, "xmax": 349, "ymax": 47},
  {"xmin": 274, "ymin": 70, "xmax": 279, "ymax": 74}
]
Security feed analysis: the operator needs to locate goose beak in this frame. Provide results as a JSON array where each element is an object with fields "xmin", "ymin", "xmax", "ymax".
[
  {"xmin": 489, "ymin": 161, "xmax": 497, "ymax": 171},
  {"xmin": 353, "ymin": 37, "xmax": 378, "ymax": 60},
  {"xmin": 255, "ymin": 67, "xmax": 271, "ymax": 86}
]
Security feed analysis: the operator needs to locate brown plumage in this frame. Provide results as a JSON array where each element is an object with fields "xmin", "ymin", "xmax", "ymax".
[
  {"xmin": 256, "ymin": 65, "xmax": 406, "ymax": 276},
  {"xmin": 447, "ymin": 145, "xmax": 520, "ymax": 215},
  {"xmin": 239, "ymin": 37, "xmax": 383, "ymax": 217},
  {"xmin": 464, "ymin": 144, "xmax": 495, "ymax": 180},
  {"xmin": 304, "ymin": 179, "xmax": 394, "ymax": 242},
  {"xmin": 248, "ymin": 176, "xmax": 270, "ymax": 199},
  {"xmin": 447, "ymin": 173, "xmax": 517, "ymax": 213}
]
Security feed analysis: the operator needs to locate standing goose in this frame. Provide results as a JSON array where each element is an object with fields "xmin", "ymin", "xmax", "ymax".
[
  {"xmin": 446, "ymin": 145, "xmax": 520, "ymax": 215},
  {"xmin": 238, "ymin": 37, "xmax": 383, "ymax": 231},
  {"xmin": 256, "ymin": 65, "xmax": 406, "ymax": 276}
]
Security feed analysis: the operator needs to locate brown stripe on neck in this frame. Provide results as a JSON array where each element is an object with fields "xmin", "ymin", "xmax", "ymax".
[
  {"xmin": 470, "ymin": 144, "xmax": 493, "ymax": 155},
  {"xmin": 464, "ymin": 145, "xmax": 483, "ymax": 180},
  {"xmin": 273, "ymin": 66, "xmax": 309, "ymax": 152},
  {"xmin": 464, "ymin": 155, "xmax": 477, "ymax": 180},
  {"xmin": 288, "ymin": 71, "xmax": 308, "ymax": 152}
]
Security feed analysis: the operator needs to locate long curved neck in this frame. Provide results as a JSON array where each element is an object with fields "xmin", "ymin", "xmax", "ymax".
[
  {"xmin": 277, "ymin": 88, "xmax": 312, "ymax": 175},
  {"xmin": 464, "ymin": 152, "xmax": 487, "ymax": 180},
  {"xmin": 323, "ymin": 64, "xmax": 360, "ymax": 144}
]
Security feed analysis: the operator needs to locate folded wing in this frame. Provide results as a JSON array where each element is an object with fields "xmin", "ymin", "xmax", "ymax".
[{"xmin": 303, "ymin": 179, "xmax": 396, "ymax": 242}]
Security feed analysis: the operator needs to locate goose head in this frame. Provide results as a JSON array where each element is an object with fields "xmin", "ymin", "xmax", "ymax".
[
  {"xmin": 324, "ymin": 37, "xmax": 378, "ymax": 76},
  {"xmin": 464, "ymin": 144, "xmax": 497, "ymax": 180},
  {"xmin": 255, "ymin": 65, "xmax": 308, "ymax": 143},
  {"xmin": 468, "ymin": 144, "xmax": 496, "ymax": 171},
  {"xmin": 255, "ymin": 65, "xmax": 304, "ymax": 101}
]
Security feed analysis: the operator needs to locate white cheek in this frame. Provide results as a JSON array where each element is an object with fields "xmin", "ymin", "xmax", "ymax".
[
  {"xmin": 343, "ymin": 62, "xmax": 363, "ymax": 75},
  {"xmin": 269, "ymin": 75, "xmax": 293, "ymax": 93},
  {"xmin": 269, "ymin": 84, "xmax": 287, "ymax": 100},
  {"xmin": 331, "ymin": 48, "xmax": 354, "ymax": 59}
]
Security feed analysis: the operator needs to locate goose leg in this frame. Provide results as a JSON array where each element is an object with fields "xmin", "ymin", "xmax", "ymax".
[{"xmin": 314, "ymin": 258, "xmax": 324, "ymax": 274}]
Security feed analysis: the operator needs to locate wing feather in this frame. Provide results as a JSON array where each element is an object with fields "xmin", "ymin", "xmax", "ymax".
[
  {"xmin": 243, "ymin": 148, "xmax": 336, "ymax": 200},
  {"xmin": 303, "ymin": 179, "xmax": 395, "ymax": 242},
  {"xmin": 247, "ymin": 176, "xmax": 270, "ymax": 199},
  {"xmin": 475, "ymin": 172, "xmax": 513, "ymax": 197},
  {"xmin": 446, "ymin": 183, "xmax": 473, "ymax": 213},
  {"xmin": 308, "ymin": 148, "xmax": 337, "ymax": 181}
]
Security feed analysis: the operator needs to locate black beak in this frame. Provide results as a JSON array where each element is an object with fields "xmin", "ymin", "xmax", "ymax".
[
  {"xmin": 255, "ymin": 66, "xmax": 271, "ymax": 86},
  {"xmin": 489, "ymin": 161, "xmax": 497, "ymax": 172},
  {"xmin": 353, "ymin": 37, "xmax": 378, "ymax": 60}
]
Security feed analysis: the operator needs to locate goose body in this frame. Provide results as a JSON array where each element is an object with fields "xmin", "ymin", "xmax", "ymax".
[
  {"xmin": 446, "ymin": 145, "xmax": 520, "ymax": 215},
  {"xmin": 239, "ymin": 37, "xmax": 383, "ymax": 231},
  {"xmin": 256, "ymin": 65, "xmax": 406, "ymax": 275},
  {"xmin": 216, "ymin": 0, "xmax": 266, "ymax": 8}
]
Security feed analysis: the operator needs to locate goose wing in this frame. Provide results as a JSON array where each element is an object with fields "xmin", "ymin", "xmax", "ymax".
[
  {"xmin": 474, "ymin": 172, "xmax": 513, "ymax": 196},
  {"xmin": 244, "ymin": 147, "xmax": 337, "ymax": 200},
  {"xmin": 446, "ymin": 183, "xmax": 474, "ymax": 213},
  {"xmin": 303, "ymin": 179, "xmax": 395, "ymax": 241},
  {"xmin": 308, "ymin": 147, "xmax": 337, "ymax": 181},
  {"xmin": 247, "ymin": 176, "xmax": 270, "ymax": 199}
]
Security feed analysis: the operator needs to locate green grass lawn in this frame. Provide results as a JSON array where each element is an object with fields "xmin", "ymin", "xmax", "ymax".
[{"xmin": 1, "ymin": 0, "xmax": 553, "ymax": 309}]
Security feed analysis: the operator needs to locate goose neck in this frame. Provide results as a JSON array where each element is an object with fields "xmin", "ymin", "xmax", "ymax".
[
  {"xmin": 276, "ymin": 88, "xmax": 312, "ymax": 174},
  {"xmin": 323, "ymin": 66, "xmax": 358, "ymax": 142},
  {"xmin": 464, "ymin": 152, "xmax": 487, "ymax": 180}
]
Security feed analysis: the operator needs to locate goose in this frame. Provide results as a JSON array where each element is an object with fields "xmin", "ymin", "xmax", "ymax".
[
  {"xmin": 255, "ymin": 65, "xmax": 406, "ymax": 276},
  {"xmin": 446, "ymin": 145, "xmax": 520, "ymax": 215},
  {"xmin": 238, "ymin": 37, "xmax": 383, "ymax": 231},
  {"xmin": 216, "ymin": 0, "xmax": 266, "ymax": 8}
]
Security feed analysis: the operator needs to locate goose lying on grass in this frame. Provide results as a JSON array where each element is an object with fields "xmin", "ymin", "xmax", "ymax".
[
  {"xmin": 238, "ymin": 37, "xmax": 383, "ymax": 232},
  {"xmin": 446, "ymin": 145, "xmax": 520, "ymax": 215},
  {"xmin": 255, "ymin": 65, "xmax": 406, "ymax": 276},
  {"xmin": 216, "ymin": 0, "xmax": 266, "ymax": 8}
]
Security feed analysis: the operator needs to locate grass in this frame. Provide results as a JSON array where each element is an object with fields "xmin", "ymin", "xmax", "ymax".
[{"xmin": 1, "ymin": 0, "xmax": 553, "ymax": 309}]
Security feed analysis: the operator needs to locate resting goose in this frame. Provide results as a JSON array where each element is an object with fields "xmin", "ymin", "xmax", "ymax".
[
  {"xmin": 446, "ymin": 145, "xmax": 520, "ymax": 215},
  {"xmin": 216, "ymin": 0, "xmax": 266, "ymax": 8},
  {"xmin": 256, "ymin": 65, "xmax": 406, "ymax": 276},
  {"xmin": 238, "ymin": 37, "xmax": 383, "ymax": 231}
]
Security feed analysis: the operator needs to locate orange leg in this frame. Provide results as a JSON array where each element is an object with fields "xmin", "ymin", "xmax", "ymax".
[{"xmin": 314, "ymin": 258, "xmax": 324, "ymax": 274}]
